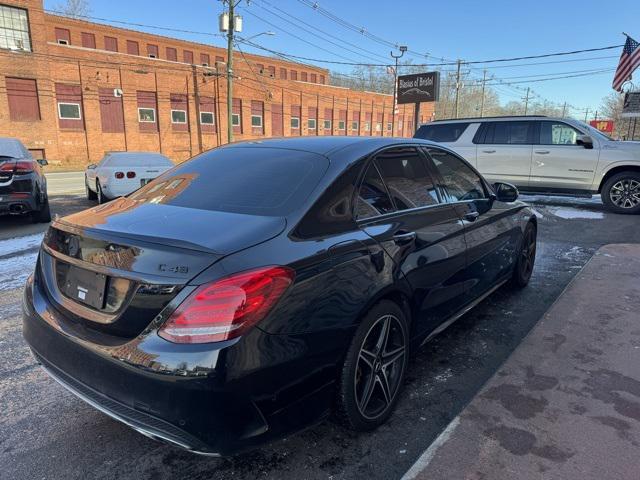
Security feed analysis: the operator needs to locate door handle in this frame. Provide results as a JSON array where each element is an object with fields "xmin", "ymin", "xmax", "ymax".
[
  {"xmin": 534, "ymin": 150, "xmax": 550, "ymax": 154},
  {"xmin": 482, "ymin": 149, "xmax": 496, "ymax": 154},
  {"xmin": 392, "ymin": 231, "xmax": 417, "ymax": 245},
  {"xmin": 464, "ymin": 211, "xmax": 480, "ymax": 222}
]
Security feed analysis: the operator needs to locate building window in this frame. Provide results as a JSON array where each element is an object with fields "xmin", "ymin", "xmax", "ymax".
[
  {"xmin": 365, "ymin": 122, "xmax": 371, "ymax": 131},
  {"xmin": 147, "ymin": 44, "xmax": 158, "ymax": 58},
  {"xmin": 171, "ymin": 110, "xmax": 186, "ymax": 123},
  {"xmin": 104, "ymin": 36, "xmax": 118, "ymax": 52},
  {"xmin": 127, "ymin": 40, "xmax": 139, "ymax": 55},
  {"xmin": 81, "ymin": 32, "xmax": 96, "ymax": 49},
  {"xmin": 323, "ymin": 120, "xmax": 331, "ymax": 130},
  {"xmin": 310, "ymin": 73, "xmax": 317, "ymax": 83},
  {"xmin": 338, "ymin": 120, "xmax": 345, "ymax": 130},
  {"xmin": 291, "ymin": 70, "xmax": 298, "ymax": 81},
  {"xmin": 200, "ymin": 112, "xmax": 214, "ymax": 124},
  {"xmin": 319, "ymin": 75, "xmax": 325, "ymax": 84},
  {"xmin": 0, "ymin": 5, "xmax": 31, "ymax": 51},
  {"xmin": 183, "ymin": 50, "xmax": 194, "ymax": 64},
  {"xmin": 6, "ymin": 78, "xmax": 40, "ymax": 121},
  {"xmin": 55, "ymin": 84, "xmax": 83, "ymax": 129},
  {"xmin": 267, "ymin": 65, "xmax": 275, "ymax": 77},
  {"xmin": 387, "ymin": 122, "xmax": 392, "ymax": 131},
  {"xmin": 308, "ymin": 118, "xmax": 316, "ymax": 130},
  {"xmin": 291, "ymin": 117, "xmax": 300, "ymax": 129},
  {"xmin": 251, "ymin": 114, "xmax": 262, "ymax": 127},
  {"xmin": 376, "ymin": 123, "xmax": 382, "ymax": 132},
  {"xmin": 200, "ymin": 53, "xmax": 210, "ymax": 66},
  {"xmin": 215, "ymin": 55, "xmax": 224, "ymax": 64},
  {"xmin": 232, "ymin": 98, "xmax": 242, "ymax": 133},
  {"xmin": 351, "ymin": 121, "xmax": 359, "ymax": 131},
  {"xmin": 232, "ymin": 113, "xmax": 240, "ymax": 126},
  {"xmin": 58, "ymin": 103, "xmax": 81, "ymax": 120},
  {"xmin": 55, "ymin": 27, "xmax": 70, "ymax": 45},
  {"xmin": 166, "ymin": 47, "xmax": 177, "ymax": 61},
  {"xmin": 138, "ymin": 108, "xmax": 156, "ymax": 122},
  {"xmin": 301, "ymin": 72, "xmax": 308, "ymax": 82},
  {"xmin": 279, "ymin": 68, "xmax": 287, "ymax": 80}
]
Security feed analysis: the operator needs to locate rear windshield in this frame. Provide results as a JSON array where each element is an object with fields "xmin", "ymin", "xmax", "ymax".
[
  {"xmin": 106, "ymin": 153, "xmax": 173, "ymax": 167},
  {"xmin": 128, "ymin": 147, "xmax": 329, "ymax": 216},
  {"xmin": 414, "ymin": 123, "xmax": 470, "ymax": 142}
]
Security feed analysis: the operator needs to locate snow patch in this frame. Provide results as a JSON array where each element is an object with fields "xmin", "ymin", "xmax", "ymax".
[
  {"xmin": 0, "ymin": 251, "xmax": 37, "ymax": 291},
  {"xmin": 547, "ymin": 207, "xmax": 604, "ymax": 220},
  {"xmin": 0, "ymin": 233, "xmax": 44, "ymax": 257}
]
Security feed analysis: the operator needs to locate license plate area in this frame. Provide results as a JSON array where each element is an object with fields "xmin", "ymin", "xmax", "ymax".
[{"xmin": 60, "ymin": 264, "xmax": 108, "ymax": 309}]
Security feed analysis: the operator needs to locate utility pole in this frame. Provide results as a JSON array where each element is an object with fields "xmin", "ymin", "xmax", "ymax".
[
  {"xmin": 561, "ymin": 102, "xmax": 567, "ymax": 117},
  {"xmin": 390, "ymin": 46, "xmax": 407, "ymax": 135},
  {"xmin": 454, "ymin": 59, "xmax": 462, "ymax": 119},
  {"xmin": 479, "ymin": 70, "xmax": 487, "ymax": 117},
  {"xmin": 223, "ymin": 1, "xmax": 242, "ymax": 144},
  {"xmin": 522, "ymin": 87, "xmax": 531, "ymax": 115},
  {"xmin": 584, "ymin": 107, "xmax": 590, "ymax": 122}
]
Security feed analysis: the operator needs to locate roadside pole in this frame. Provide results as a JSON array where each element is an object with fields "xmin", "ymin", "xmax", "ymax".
[
  {"xmin": 522, "ymin": 87, "xmax": 530, "ymax": 115},
  {"xmin": 390, "ymin": 46, "xmax": 407, "ymax": 134},
  {"xmin": 413, "ymin": 102, "xmax": 420, "ymax": 135},
  {"xmin": 224, "ymin": 1, "xmax": 239, "ymax": 144},
  {"xmin": 479, "ymin": 70, "xmax": 487, "ymax": 117},
  {"xmin": 454, "ymin": 59, "xmax": 462, "ymax": 119}
]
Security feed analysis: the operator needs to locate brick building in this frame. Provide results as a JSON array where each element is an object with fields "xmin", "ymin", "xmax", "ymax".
[{"xmin": 0, "ymin": 0, "xmax": 433, "ymax": 168}]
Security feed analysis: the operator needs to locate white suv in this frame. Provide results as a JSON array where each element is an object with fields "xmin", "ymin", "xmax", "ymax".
[{"xmin": 414, "ymin": 116, "xmax": 640, "ymax": 214}]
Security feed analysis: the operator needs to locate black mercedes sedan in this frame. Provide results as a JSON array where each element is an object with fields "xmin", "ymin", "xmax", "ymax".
[{"xmin": 23, "ymin": 137, "xmax": 537, "ymax": 456}]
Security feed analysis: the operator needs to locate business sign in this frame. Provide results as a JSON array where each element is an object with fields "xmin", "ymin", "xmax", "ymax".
[
  {"xmin": 397, "ymin": 72, "xmax": 440, "ymax": 104},
  {"xmin": 589, "ymin": 120, "xmax": 615, "ymax": 133},
  {"xmin": 622, "ymin": 91, "xmax": 640, "ymax": 118}
]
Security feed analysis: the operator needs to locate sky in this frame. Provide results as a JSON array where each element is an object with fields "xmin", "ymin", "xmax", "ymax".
[{"xmin": 44, "ymin": 0, "xmax": 640, "ymax": 118}]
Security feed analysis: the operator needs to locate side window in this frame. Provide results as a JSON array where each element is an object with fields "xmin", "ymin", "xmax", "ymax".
[
  {"xmin": 480, "ymin": 121, "xmax": 533, "ymax": 145},
  {"xmin": 375, "ymin": 147, "xmax": 439, "ymax": 211},
  {"xmin": 414, "ymin": 123, "xmax": 470, "ymax": 142},
  {"xmin": 355, "ymin": 163, "xmax": 395, "ymax": 220},
  {"xmin": 539, "ymin": 121, "xmax": 580, "ymax": 145},
  {"xmin": 426, "ymin": 148, "xmax": 486, "ymax": 202}
]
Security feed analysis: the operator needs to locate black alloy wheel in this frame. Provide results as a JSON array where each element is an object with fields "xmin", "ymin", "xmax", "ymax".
[
  {"xmin": 336, "ymin": 300, "xmax": 409, "ymax": 431},
  {"xmin": 511, "ymin": 222, "xmax": 536, "ymax": 288}
]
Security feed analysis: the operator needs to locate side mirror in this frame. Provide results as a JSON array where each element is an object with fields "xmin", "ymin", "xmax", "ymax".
[
  {"xmin": 36, "ymin": 159, "xmax": 48, "ymax": 166},
  {"xmin": 87, "ymin": 163, "xmax": 97, "ymax": 169},
  {"xmin": 576, "ymin": 134, "xmax": 593, "ymax": 149},
  {"xmin": 493, "ymin": 182, "xmax": 519, "ymax": 202}
]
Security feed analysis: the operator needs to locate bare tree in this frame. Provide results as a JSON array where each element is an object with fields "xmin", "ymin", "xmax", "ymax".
[
  {"xmin": 599, "ymin": 92, "xmax": 631, "ymax": 139},
  {"xmin": 55, "ymin": 0, "xmax": 91, "ymax": 18}
]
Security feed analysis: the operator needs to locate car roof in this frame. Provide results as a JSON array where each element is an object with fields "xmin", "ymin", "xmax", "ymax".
[
  {"xmin": 0, "ymin": 137, "xmax": 30, "ymax": 159},
  {"xmin": 220, "ymin": 136, "xmax": 441, "ymax": 157}
]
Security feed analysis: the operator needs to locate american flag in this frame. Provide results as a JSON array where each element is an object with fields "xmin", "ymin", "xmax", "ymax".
[{"xmin": 613, "ymin": 35, "xmax": 640, "ymax": 92}]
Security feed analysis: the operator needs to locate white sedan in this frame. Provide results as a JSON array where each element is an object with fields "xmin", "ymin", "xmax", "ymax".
[{"xmin": 85, "ymin": 152, "xmax": 174, "ymax": 203}]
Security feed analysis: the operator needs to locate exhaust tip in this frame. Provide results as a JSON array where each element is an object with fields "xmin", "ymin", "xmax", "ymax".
[{"xmin": 9, "ymin": 204, "xmax": 25, "ymax": 214}]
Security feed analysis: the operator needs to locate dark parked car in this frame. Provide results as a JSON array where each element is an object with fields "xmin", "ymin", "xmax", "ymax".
[
  {"xmin": 0, "ymin": 138, "xmax": 50, "ymax": 222},
  {"xmin": 23, "ymin": 137, "xmax": 537, "ymax": 456}
]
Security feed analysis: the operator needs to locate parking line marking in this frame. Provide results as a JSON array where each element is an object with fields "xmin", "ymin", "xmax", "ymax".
[{"xmin": 401, "ymin": 417, "xmax": 460, "ymax": 480}]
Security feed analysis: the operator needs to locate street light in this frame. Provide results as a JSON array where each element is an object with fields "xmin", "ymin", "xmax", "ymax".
[{"xmin": 390, "ymin": 46, "xmax": 407, "ymax": 136}]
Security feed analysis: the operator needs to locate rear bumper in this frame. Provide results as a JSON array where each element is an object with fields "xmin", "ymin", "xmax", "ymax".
[
  {"xmin": 22, "ymin": 270, "xmax": 339, "ymax": 455},
  {"xmin": 0, "ymin": 192, "xmax": 37, "ymax": 215}
]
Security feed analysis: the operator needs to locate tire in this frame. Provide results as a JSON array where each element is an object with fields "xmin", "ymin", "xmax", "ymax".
[
  {"xmin": 510, "ymin": 222, "xmax": 536, "ymax": 289},
  {"xmin": 86, "ymin": 176, "xmax": 97, "ymax": 200},
  {"xmin": 96, "ymin": 180, "xmax": 106, "ymax": 204},
  {"xmin": 601, "ymin": 171, "xmax": 640, "ymax": 215},
  {"xmin": 336, "ymin": 300, "xmax": 409, "ymax": 431},
  {"xmin": 32, "ymin": 195, "xmax": 51, "ymax": 223}
]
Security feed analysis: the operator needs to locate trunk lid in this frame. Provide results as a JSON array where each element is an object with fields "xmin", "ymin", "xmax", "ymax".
[{"xmin": 39, "ymin": 198, "xmax": 286, "ymax": 340}]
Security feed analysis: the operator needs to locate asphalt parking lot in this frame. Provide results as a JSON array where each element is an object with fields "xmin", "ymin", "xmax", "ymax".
[{"xmin": 1, "ymin": 176, "xmax": 639, "ymax": 480}]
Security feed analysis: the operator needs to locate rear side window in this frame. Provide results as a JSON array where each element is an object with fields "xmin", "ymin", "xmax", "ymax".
[
  {"xmin": 374, "ymin": 147, "xmax": 439, "ymax": 211},
  {"xmin": 426, "ymin": 148, "xmax": 485, "ymax": 202},
  {"xmin": 128, "ymin": 147, "xmax": 328, "ymax": 216},
  {"xmin": 355, "ymin": 163, "xmax": 395, "ymax": 220},
  {"xmin": 414, "ymin": 123, "xmax": 470, "ymax": 142},
  {"xmin": 476, "ymin": 121, "xmax": 534, "ymax": 145}
]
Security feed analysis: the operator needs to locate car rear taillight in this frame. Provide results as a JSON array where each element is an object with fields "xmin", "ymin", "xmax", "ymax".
[
  {"xmin": 127, "ymin": 171, "xmax": 136, "ymax": 179},
  {"xmin": 158, "ymin": 266, "xmax": 295, "ymax": 344},
  {"xmin": 115, "ymin": 171, "xmax": 124, "ymax": 179},
  {"xmin": 14, "ymin": 161, "xmax": 35, "ymax": 173}
]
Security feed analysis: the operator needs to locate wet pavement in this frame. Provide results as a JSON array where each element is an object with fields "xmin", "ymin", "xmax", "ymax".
[{"xmin": 1, "ymin": 194, "xmax": 639, "ymax": 480}]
